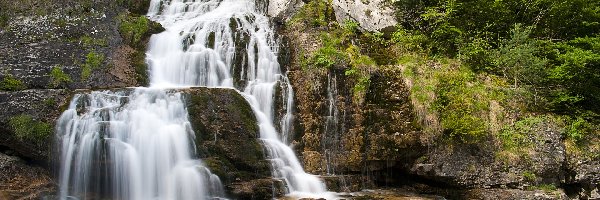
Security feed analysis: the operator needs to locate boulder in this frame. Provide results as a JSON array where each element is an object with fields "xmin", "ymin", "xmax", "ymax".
[
  {"xmin": 183, "ymin": 87, "xmax": 277, "ymax": 198},
  {"xmin": 332, "ymin": 0, "xmax": 398, "ymax": 32}
]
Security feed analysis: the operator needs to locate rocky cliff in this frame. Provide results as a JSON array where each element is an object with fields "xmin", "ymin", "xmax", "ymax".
[
  {"xmin": 0, "ymin": 0, "xmax": 163, "ymax": 198},
  {"xmin": 278, "ymin": 0, "xmax": 599, "ymax": 199}
]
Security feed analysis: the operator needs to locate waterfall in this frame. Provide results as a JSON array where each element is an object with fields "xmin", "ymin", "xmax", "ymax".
[
  {"xmin": 146, "ymin": 0, "xmax": 334, "ymax": 198},
  {"xmin": 56, "ymin": 89, "xmax": 224, "ymax": 199},
  {"xmin": 324, "ymin": 73, "xmax": 340, "ymax": 176},
  {"xmin": 57, "ymin": 0, "xmax": 333, "ymax": 199}
]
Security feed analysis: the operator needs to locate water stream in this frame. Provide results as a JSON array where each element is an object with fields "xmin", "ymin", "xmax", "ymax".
[{"xmin": 56, "ymin": 0, "xmax": 333, "ymax": 199}]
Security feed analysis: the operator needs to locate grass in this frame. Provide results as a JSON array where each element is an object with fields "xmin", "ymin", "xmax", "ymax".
[{"xmin": 8, "ymin": 114, "xmax": 52, "ymax": 142}]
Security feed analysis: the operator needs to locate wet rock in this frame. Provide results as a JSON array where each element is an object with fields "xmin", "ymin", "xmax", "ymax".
[
  {"xmin": 228, "ymin": 178, "xmax": 286, "ymax": 199},
  {"xmin": 183, "ymin": 87, "xmax": 275, "ymax": 197},
  {"xmin": 0, "ymin": 152, "xmax": 56, "ymax": 200},
  {"xmin": 321, "ymin": 175, "xmax": 374, "ymax": 192}
]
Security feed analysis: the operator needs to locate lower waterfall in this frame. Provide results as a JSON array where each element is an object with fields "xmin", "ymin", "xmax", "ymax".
[{"xmin": 56, "ymin": 89, "xmax": 224, "ymax": 199}]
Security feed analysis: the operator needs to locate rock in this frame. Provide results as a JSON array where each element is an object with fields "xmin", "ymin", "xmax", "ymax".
[
  {"xmin": 228, "ymin": 178, "xmax": 286, "ymax": 199},
  {"xmin": 332, "ymin": 0, "xmax": 398, "ymax": 32},
  {"xmin": 0, "ymin": 0, "xmax": 162, "ymax": 90},
  {"xmin": 321, "ymin": 175, "xmax": 374, "ymax": 192},
  {"xmin": 0, "ymin": 152, "xmax": 56, "ymax": 200},
  {"xmin": 0, "ymin": 89, "xmax": 71, "ymax": 163},
  {"xmin": 464, "ymin": 188, "xmax": 568, "ymax": 200},
  {"xmin": 183, "ymin": 87, "xmax": 275, "ymax": 197},
  {"xmin": 409, "ymin": 119, "xmax": 566, "ymax": 189},
  {"xmin": 267, "ymin": 0, "xmax": 305, "ymax": 20}
]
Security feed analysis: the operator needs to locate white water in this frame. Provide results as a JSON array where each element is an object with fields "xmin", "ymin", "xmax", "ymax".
[
  {"xmin": 56, "ymin": 89, "xmax": 224, "ymax": 200},
  {"xmin": 57, "ymin": 0, "xmax": 333, "ymax": 199},
  {"xmin": 146, "ymin": 0, "xmax": 334, "ymax": 198}
]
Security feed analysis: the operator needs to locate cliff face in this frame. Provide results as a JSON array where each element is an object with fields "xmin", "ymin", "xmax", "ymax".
[
  {"xmin": 279, "ymin": 0, "xmax": 599, "ymax": 199},
  {"xmin": 0, "ymin": 0, "xmax": 163, "ymax": 198}
]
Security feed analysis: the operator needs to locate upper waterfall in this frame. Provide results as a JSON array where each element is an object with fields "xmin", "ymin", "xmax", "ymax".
[{"xmin": 147, "ymin": 0, "xmax": 334, "ymax": 198}]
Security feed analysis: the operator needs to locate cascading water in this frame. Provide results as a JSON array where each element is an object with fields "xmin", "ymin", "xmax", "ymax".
[
  {"xmin": 56, "ymin": 89, "xmax": 224, "ymax": 200},
  {"xmin": 146, "ymin": 0, "xmax": 334, "ymax": 198},
  {"xmin": 57, "ymin": 0, "xmax": 334, "ymax": 199},
  {"xmin": 324, "ymin": 73, "xmax": 340, "ymax": 176}
]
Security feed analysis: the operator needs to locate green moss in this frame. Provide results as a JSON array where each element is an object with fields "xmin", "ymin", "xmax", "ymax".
[
  {"xmin": 287, "ymin": 0, "xmax": 337, "ymax": 28},
  {"xmin": 0, "ymin": 74, "xmax": 26, "ymax": 91},
  {"xmin": 131, "ymin": 51, "xmax": 148, "ymax": 85},
  {"xmin": 8, "ymin": 114, "xmax": 52, "ymax": 143},
  {"xmin": 43, "ymin": 98, "xmax": 56, "ymax": 107},
  {"xmin": 80, "ymin": 35, "xmax": 107, "ymax": 47},
  {"xmin": 119, "ymin": 14, "xmax": 149, "ymax": 44},
  {"xmin": 522, "ymin": 170, "xmax": 536, "ymax": 182},
  {"xmin": 0, "ymin": 12, "xmax": 8, "ymax": 28},
  {"xmin": 81, "ymin": 51, "xmax": 105, "ymax": 80},
  {"xmin": 49, "ymin": 65, "xmax": 72, "ymax": 88}
]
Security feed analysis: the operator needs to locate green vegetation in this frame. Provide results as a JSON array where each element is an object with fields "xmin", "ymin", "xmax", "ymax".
[
  {"xmin": 0, "ymin": 11, "xmax": 8, "ymax": 28},
  {"xmin": 387, "ymin": 0, "xmax": 600, "ymax": 146},
  {"xmin": 119, "ymin": 14, "xmax": 152, "ymax": 47},
  {"xmin": 80, "ymin": 35, "xmax": 107, "ymax": 47},
  {"xmin": 0, "ymin": 74, "xmax": 26, "ymax": 91},
  {"xmin": 49, "ymin": 65, "xmax": 72, "ymax": 88},
  {"xmin": 522, "ymin": 171, "xmax": 536, "ymax": 182},
  {"xmin": 8, "ymin": 114, "xmax": 52, "ymax": 142},
  {"xmin": 81, "ymin": 51, "xmax": 105, "ymax": 80}
]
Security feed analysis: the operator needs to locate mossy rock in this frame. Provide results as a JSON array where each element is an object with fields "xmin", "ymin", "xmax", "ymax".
[{"xmin": 182, "ymin": 87, "xmax": 272, "ymax": 194}]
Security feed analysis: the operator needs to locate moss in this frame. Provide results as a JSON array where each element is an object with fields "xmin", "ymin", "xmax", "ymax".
[
  {"xmin": 49, "ymin": 65, "xmax": 72, "ymax": 88},
  {"xmin": 0, "ymin": 74, "xmax": 26, "ymax": 91},
  {"xmin": 131, "ymin": 50, "xmax": 149, "ymax": 85},
  {"xmin": 8, "ymin": 114, "xmax": 52, "ymax": 143},
  {"xmin": 43, "ymin": 98, "xmax": 56, "ymax": 107},
  {"xmin": 119, "ymin": 14, "xmax": 149, "ymax": 45},
  {"xmin": 522, "ymin": 170, "xmax": 536, "ymax": 182},
  {"xmin": 0, "ymin": 11, "xmax": 8, "ymax": 28},
  {"xmin": 80, "ymin": 35, "xmax": 107, "ymax": 47},
  {"xmin": 287, "ymin": 0, "xmax": 335, "ymax": 28},
  {"xmin": 119, "ymin": 14, "xmax": 163, "ymax": 48},
  {"xmin": 227, "ymin": 90, "xmax": 258, "ymax": 133},
  {"xmin": 118, "ymin": 0, "xmax": 151, "ymax": 15},
  {"xmin": 81, "ymin": 50, "xmax": 105, "ymax": 80}
]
